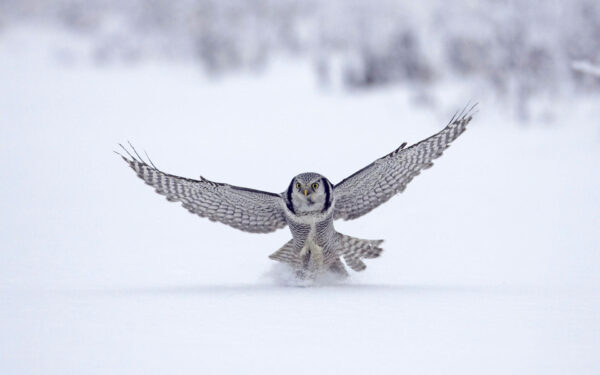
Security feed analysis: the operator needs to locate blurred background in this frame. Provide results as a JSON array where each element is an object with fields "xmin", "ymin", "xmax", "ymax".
[
  {"xmin": 2, "ymin": 0, "xmax": 600, "ymax": 118},
  {"xmin": 1, "ymin": 1, "xmax": 599, "ymax": 374}
]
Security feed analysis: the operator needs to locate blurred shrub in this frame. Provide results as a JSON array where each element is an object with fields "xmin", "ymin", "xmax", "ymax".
[{"xmin": 2, "ymin": 0, "xmax": 599, "ymax": 113}]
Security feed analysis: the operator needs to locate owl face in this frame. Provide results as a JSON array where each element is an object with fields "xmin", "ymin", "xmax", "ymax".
[{"xmin": 287, "ymin": 172, "xmax": 332, "ymax": 214}]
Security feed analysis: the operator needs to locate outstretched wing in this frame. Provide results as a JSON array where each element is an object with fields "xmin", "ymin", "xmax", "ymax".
[
  {"xmin": 118, "ymin": 145, "xmax": 287, "ymax": 233},
  {"xmin": 334, "ymin": 104, "xmax": 476, "ymax": 220}
]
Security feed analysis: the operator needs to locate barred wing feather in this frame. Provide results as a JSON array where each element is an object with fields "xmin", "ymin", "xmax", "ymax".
[
  {"xmin": 119, "ymin": 146, "xmax": 287, "ymax": 233},
  {"xmin": 334, "ymin": 104, "xmax": 476, "ymax": 220}
]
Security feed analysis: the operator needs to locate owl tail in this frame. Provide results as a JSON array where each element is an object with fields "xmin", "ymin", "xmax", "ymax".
[
  {"xmin": 268, "ymin": 240, "xmax": 300, "ymax": 267},
  {"xmin": 268, "ymin": 240, "xmax": 349, "ymax": 278},
  {"xmin": 337, "ymin": 234, "xmax": 384, "ymax": 272},
  {"xmin": 268, "ymin": 235, "xmax": 383, "ymax": 273}
]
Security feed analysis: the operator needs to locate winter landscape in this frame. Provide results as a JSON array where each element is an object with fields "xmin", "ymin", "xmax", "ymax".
[{"xmin": 1, "ymin": 1, "xmax": 600, "ymax": 374}]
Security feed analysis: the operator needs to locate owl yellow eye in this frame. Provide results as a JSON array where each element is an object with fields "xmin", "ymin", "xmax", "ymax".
[
  {"xmin": 296, "ymin": 182, "xmax": 302, "ymax": 189},
  {"xmin": 312, "ymin": 183, "xmax": 319, "ymax": 190}
]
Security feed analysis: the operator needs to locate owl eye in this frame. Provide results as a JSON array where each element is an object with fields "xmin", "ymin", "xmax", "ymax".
[
  {"xmin": 312, "ymin": 183, "xmax": 319, "ymax": 190},
  {"xmin": 296, "ymin": 182, "xmax": 302, "ymax": 189}
]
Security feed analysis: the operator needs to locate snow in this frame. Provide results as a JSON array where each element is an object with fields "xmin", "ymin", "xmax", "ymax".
[{"xmin": 1, "ymin": 27, "xmax": 600, "ymax": 374}]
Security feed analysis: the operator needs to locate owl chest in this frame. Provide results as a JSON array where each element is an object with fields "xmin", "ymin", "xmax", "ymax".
[
  {"xmin": 289, "ymin": 217, "xmax": 328, "ymax": 245},
  {"xmin": 288, "ymin": 217, "xmax": 336, "ymax": 270}
]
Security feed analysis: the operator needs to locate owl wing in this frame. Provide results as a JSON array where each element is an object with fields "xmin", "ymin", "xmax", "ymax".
[
  {"xmin": 118, "ymin": 145, "xmax": 287, "ymax": 233},
  {"xmin": 333, "ymin": 104, "xmax": 476, "ymax": 220}
]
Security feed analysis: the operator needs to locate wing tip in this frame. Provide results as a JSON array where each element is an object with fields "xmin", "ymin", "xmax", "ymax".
[
  {"xmin": 457, "ymin": 101, "xmax": 479, "ymax": 123},
  {"xmin": 116, "ymin": 141, "xmax": 160, "ymax": 171},
  {"xmin": 446, "ymin": 101, "xmax": 478, "ymax": 127}
]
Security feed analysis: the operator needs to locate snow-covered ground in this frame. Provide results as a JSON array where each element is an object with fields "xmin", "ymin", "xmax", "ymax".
[{"xmin": 1, "ymin": 27, "xmax": 600, "ymax": 374}]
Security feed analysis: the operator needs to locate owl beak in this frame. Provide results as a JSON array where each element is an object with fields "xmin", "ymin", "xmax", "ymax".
[{"xmin": 304, "ymin": 189, "xmax": 308, "ymax": 196}]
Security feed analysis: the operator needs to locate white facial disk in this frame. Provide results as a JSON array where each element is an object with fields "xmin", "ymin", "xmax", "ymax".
[{"xmin": 287, "ymin": 173, "xmax": 331, "ymax": 215}]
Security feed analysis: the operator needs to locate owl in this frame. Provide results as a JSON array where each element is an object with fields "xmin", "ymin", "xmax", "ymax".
[{"xmin": 118, "ymin": 105, "xmax": 476, "ymax": 279}]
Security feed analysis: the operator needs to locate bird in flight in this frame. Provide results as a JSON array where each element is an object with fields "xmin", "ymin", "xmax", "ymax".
[{"xmin": 118, "ymin": 104, "xmax": 476, "ymax": 279}]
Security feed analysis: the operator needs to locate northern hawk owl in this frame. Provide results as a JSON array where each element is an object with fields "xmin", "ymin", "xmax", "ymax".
[{"xmin": 118, "ymin": 105, "xmax": 475, "ymax": 278}]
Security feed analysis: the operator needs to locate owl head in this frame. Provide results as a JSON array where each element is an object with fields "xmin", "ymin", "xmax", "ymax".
[{"xmin": 286, "ymin": 172, "xmax": 333, "ymax": 214}]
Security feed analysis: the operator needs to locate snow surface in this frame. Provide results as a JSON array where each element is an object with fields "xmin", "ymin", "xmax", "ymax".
[{"xmin": 1, "ymin": 27, "xmax": 600, "ymax": 374}]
